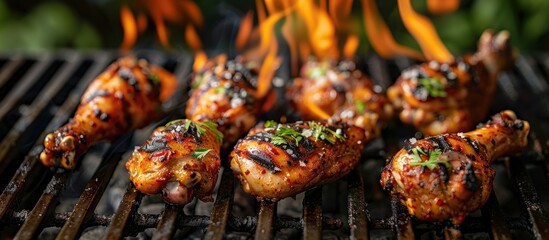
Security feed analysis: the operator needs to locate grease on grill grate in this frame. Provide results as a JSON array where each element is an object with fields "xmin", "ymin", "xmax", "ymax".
[{"xmin": 0, "ymin": 52, "xmax": 548, "ymax": 239}]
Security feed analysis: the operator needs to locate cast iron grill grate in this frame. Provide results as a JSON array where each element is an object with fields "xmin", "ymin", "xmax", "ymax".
[{"xmin": 0, "ymin": 51, "xmax": 548, "ymax": 239}]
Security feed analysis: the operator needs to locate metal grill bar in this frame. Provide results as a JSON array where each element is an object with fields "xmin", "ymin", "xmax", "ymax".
[
  {"xmin": 0, "ymin": 54, "xmax": 109, "ymax": 222},
  {"xmin": 7, "ymin": 210, "xmax": 344, "ymax": 231},
  {"xmin": 370, "ymin": 55, "xmax": 417, "ymax": 240},
  {"xmin": 105, "ymin": 185, "xmax": 142, "ymax": 239},
  {"xmin": 14, "ymin": 172, "xmax": 69, "ymax": 240},
  {"xmin": 254, "ymin": 201, "xmax": 277, "ymax": 239},
  {"xmin": 347, "ymin": 168, "xmax": 369, "ymax": 240},
  {"xmin": 390, "ymin": 195, "xmax": 414, "ymax": 239},
  {"xmin": 506, "ymin": 157, "xmax": 549, "ymax": 238},
  {"xmin": 205, "ymin": 168, "xmax": 235, "ymax": 240},
  {"xmin": 0, "ymin": 56, "xmax": 24, "ymax": 92},
  {"xmin": 482, "ymin": 192, "xmax": 513, "ymax": 239},
  {"xmin": 0, "ymin": 55, "xmax": 80, "ymax": 177},
  {"xmin": 0, "ymin": 55, "xmax": 54, "ymax": 121},
  {"xmin": 516, "ymin": 57, "xmax": 548, "ymax": 94},
  {"xmin": 443, "ymin": 228, "xmax": 462, "ymax": 239},
  {"xmin": 153, "ymin": 205, "xmax": 183, "ymax": 240},
  {"xmin": 56, "ymin": 141, "xmax": 127, "ymax": 239},
  {"xmin": 303, "ymin": 186, "xmax": 323, "ymax": 240}
]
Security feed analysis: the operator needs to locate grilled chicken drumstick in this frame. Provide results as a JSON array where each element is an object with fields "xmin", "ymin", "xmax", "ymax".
[
  {"xmin": 287, "ymin": 59, "xmax": 393, "ymax": 139},
  {"xmin": 126, "ymin": 120, "xmax": 223, "ymax": 204},
  {"xmin": 186, "ymin": 58, "xmax": 272, "ymax": 148},
  {"xmin": 40, "ymin": 57, "xmax": 176, "ymax": 169},
  {"xmin": 230, "ymin": 120, "xmax": 366, "ymax": 201},
  {"xmin": 380, "ymin": 110, "xmax": 529, "ymax": 224},
  {"xmin": 387, "ymin": 30, "xmax": 515, "ymax": 135}
]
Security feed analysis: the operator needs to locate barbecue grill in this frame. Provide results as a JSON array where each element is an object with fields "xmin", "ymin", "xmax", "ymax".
[{"xmin": 0, "ymin": 51, "xmax": 548, "ymax": 239}]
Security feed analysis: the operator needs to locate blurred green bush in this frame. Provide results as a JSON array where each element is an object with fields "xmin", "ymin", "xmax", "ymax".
[{"xmin": 0, "ymin": 1, "xmax": 101, "ymax": 52}]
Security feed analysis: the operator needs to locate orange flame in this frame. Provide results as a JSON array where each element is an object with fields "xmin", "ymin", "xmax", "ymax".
[
  {"xmin": 120, "ymin": 0, "xmax": 203, "ymax": 50},
  {"xmin": 398, "ymin": 0, "xmax": 454, "ymax": 62},
  {"xmin": 343, "ymin": 35, "xmax": 359, "ymax": 59},
  {"xmin": 185, "ymin": 25, "xmax": 202, "ymax": 50},
  {"xmin": 235, "ymin": 11, "xmax": 254, "ymax": 51},
  {"xmin": 192, "ymin": 51, "xmax": 207, "ymax": 72},
  {"xmin": 251, "ymin": 1, "xmax": 286, "ymax": 98},
  {"xmin": 328, "ymin": 0, "xmax": 353, "ymax": 28},
  {"xmin": 296, "ymin": 0, "xmax": 338, "ymax": 59},
  {"xmin": 120, "ymin": 6, "xmax": 138, "ymax": 51},
  {"xmin": 256, "ymin": 40, "xmax": 279, "ymax": 98},
  {"xmin": 361, "ymin": 0, "xmax": 423, "ymax": 60},
  {"xmin": 264, "ymin": 0, "xmax": 342, "ymax": 74},
  {"xmin": 427, "ymin": 0, "xmax": 460, "ymax": 15},
  {"xmin": 137, "ymin": 13, "xmax": 148, "ymax": 34}
]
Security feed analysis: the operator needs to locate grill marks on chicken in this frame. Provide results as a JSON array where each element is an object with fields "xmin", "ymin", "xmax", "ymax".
[
  {"xmin": 287, "ymin": 59, "xmax": 393, "ymax": 140},
  {"xmin": 186, "ymin": 59, "xmax": 269, "ymax": 148},
  {"xmin": 387, "ymin": 30, "xmax": 515, "ymax": 135},
  {"xmin": 230, "ymin": 121, "xmax": 366, "ymax": 201},
  {"xmin": 40, "ymin": 57, "xmax": 176, "ymax": 169},
  {"xmin": 380, "ymin": 110, "xmax": 529, "ymax": 224},
  {"xmin": 126, "ymin": 120, "xmax": 223, "ymax": 205},
  {"xmin": 127, "ymin": 58, "xmax": 274, "ymax": 204}
]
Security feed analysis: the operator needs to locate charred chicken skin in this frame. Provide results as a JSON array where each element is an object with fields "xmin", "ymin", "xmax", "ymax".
[
  {"xmin": 40, "ymin": 57, "xmax": 176, "ymax": 169},
  {"xmin": 126, "ymin": 119, "xmax": 223, "ymax": 205},
  {"xmin": 287, "ymin": 59, "xmax": 393, "ymax": 139},
  {"xmin": 387, "ymin": 30, "xmax": 515, "ymax": 136},
  {"xmin": 127, "ymin": 57, "xmax": 275, "ymax": 204},
  {"xmin": 380, "ymin": 110, "xmax": 529, "ymax": 224},
  {"xmin": 186, "ymin": 59, "xmax": 270, "ymax": 148},
  {"xmin": 230, "ymin": 120, "xmax": 366, "ymax": 201}
]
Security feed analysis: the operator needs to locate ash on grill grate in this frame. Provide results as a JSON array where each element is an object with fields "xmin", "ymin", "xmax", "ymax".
[{"xmin": 0, "ymin": 52, "xmax": 548, "ymax": 239}]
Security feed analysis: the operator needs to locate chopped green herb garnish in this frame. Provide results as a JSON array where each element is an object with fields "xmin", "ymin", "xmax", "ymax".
[
  {"xmin": 146, "ymin": 72, "xmax": 160, "ymax": 86},
  {"xmin": 411, "ymin": 146, "xmax": 426, "ymax": 162},
  {"xmin": 184, "ymin": 120, "xmax": 192, "ymax": 131},
  {"xmin": 166, "ymin": 120, "xmax": 223, "ymax": 142},
  {"xmin": 309, "ymin": 121, "xmax": 345, "ymax": 144},
  {"xmin": 166, "ymin": 119, "xmax": 185, "ymax": 128},
  {"xmin": 269, "ymin": 122, "xmax": 345, "ymax": 146},
  {"xmin": 270, "ymin": 136, "xmax": 287, "ymax": 145},
  {"xmin": 355, "ymin": 100, "xmax": 365, "ymax": 114},
  {"xmin": 191, "ymin": 75, "xmax": 204, "ymax": 89},
  {"xmin": 273, "ymin": 126, "xmax": 303, "ymax": 145},
  {"xmin": 192, "ymin": 148, "xmax": 212, "ymax": 159},
  {"xmin": 409, "ymin": 147, "xmax": 451, "ymax": 170},
  {"xmin": 306, "ymin": 64, "xmax": 329, "ymax": 79},
  {"xmin": 264, "ymin": 120, "xmax": 278, "ymax": 128},
  {"xmin": 196, "ymin": 121, "xmax": 224, "ymax": 142},
  {"xmin": 325, "ymin": 127, "xmax": 345, "ymax": 142},
  {"xmin": 418, "ymin": 78, "xmax": 447, "ymax": 98},
  {"xmin": 213, "ymin": 86, "xmax": 226, "ymax": 94}
]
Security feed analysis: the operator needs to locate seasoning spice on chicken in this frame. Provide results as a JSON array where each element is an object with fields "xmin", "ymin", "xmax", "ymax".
[
  {"xmin": 381, "ymin": 110, "xmax": 529, "ymax": 224},
  {"xmin": 40, "ymin": 57, "xmax": 177, "ymax": 169},
  {"xmin": 186, "ymin": 58, "xmax": 274, "ymax": 149},
  {"xmin": 288, "ymin": 59, "xmax": 393, "ymax": 140},
  {"xmin": 388, "ymin": 30, "xmax": 515, "ymax": 136},
  {"xmin": 126, "ymin": 119, "xmax": 223, "ymax": 205},
  {"xmin": 230, "ymin": 120, "xmax": 366, "ymax": 201}
]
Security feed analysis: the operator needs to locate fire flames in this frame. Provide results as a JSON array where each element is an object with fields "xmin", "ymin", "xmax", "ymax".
[
  {"xmin": 362, "ymin": 0, "xmax": 423, "ymax": 60},
  {"xmin": 119, "ymin": 0, "xmax": 203, "ymax": 50},
  {"xmin": 120, "ymin": 0, "xmax": 458, "ymax": 73},
  {"xmin": 398, "ymin": 0, "xmax": 454, "ymax": 62},
  {"xmin": 427, "ymin": 0, "xmax": 460, "ymax": 15}
]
